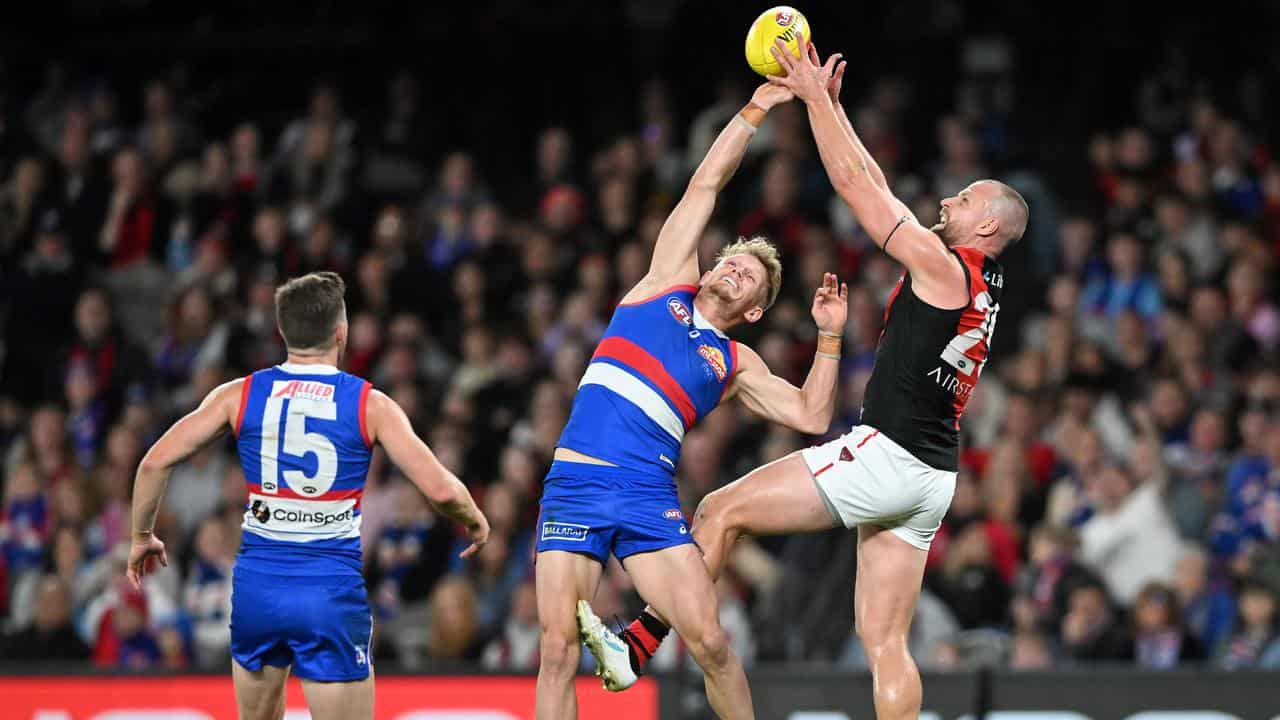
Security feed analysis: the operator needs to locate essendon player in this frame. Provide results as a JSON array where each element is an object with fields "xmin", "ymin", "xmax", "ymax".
[{"xmin": 582, "ymin": 36, "xmax": 1028, "ymax": 720}]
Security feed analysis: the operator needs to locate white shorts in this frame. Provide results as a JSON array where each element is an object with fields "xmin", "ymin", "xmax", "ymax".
[{"xmin": 800, "ymin": 425, "xmax": 957, "ymax": 550}]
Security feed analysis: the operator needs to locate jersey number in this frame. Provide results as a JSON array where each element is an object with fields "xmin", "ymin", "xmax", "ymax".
[
  {"xmin": 259, "ymin": 388, "xmax": 338, "ymax": 496},
  {"xmin": 940, "ymin": 291, "xmax": 999, "ymax": 375}
]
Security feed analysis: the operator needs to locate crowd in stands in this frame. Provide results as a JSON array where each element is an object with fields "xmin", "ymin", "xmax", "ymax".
[{"xmin": 2, "ymin": 33, "xmax": 1279, "ymax": 675}]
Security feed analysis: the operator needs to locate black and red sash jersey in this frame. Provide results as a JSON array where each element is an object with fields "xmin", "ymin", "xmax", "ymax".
[{"xmin": 860, "ymin": 246, "xmax": 1004, "ymax": 471}]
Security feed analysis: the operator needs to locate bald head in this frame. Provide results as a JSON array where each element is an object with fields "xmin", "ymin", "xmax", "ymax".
[{"xmin": 984, "ymin": 180, "xmax": 1029, "ymax": 247}]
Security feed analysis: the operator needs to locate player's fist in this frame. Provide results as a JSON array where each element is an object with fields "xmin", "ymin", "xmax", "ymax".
[
  {"xmin": 811, "ymin": 272, "xmax": 849, "ymax": 335},
  {"xmin": 459, "ymin": 513, "xmax": 491, "ymax": 559},
  {"xmin": 126, "ymin": 534, "xmax": 168, "ymax": 590}
]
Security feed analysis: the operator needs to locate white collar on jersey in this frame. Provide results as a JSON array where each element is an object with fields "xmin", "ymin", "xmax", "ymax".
[
  {"xmin": 277, "ymin": 362, "xmax": 341, "ymax": 375},
  {"xmin": 692, "ymin": 305, "xmax": 729, "ymax": 340}
]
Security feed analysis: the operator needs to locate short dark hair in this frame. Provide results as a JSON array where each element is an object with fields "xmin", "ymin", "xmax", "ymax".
[{"xmin": 274, "ymin": 272, "xmax": 347, "ymax": 350}]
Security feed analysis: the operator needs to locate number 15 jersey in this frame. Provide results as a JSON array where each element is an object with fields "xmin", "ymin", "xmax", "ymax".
[
  {"xmin": 860, "ymin": 246, "xmax": 1003, "ymax": 472},
  {"xmin": 234, "ymin": 363, "xmax": 372, "ymax": 576}
]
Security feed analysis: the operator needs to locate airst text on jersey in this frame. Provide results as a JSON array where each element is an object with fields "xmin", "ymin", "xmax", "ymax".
[
  {"xmin": 983, "ymin": 271, "xmax": 1004, "ymax": 288},
  {"xmin": 927, "ymin": 365, "xmax": 974, "ymax": 400}
]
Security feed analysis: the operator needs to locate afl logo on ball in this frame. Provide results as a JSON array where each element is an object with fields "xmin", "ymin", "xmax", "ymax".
[
  {"xmin": 775, "ymin": 10, "xmax": 794, "ymax": 25},
  {"xmin": 668, "ymin": 297, "xmax": 693, "ymax": 326}
]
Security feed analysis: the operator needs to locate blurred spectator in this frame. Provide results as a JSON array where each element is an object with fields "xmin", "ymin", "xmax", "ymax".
[
  {"xmin": 1077, "ymin": 463, "xmax": 1180, "ymax": 604},
  {"xmin": 183, "ymin": 516, "xmax": 234, "ymax": 666},
  {"xmin": 1059, "ymin": 583, "xmax": 1132, "ymax": 662},
  {"xmin": 1131, "ymin": 582, "xmax": 1205, "ymax": 668},
  {"xmin": 425, "ymin": 574, "xmax": 481, "ymax": 661},
  {"xmin": 0, "ymin": 463, "xmax": 50, "ymax": 577},
  {"xmin": 1079, "ymin": 233, "xmax": 1162, "ymax": 322},
  {"xmin": 51, "ymin": 288, "xmax": 149, "ymax": 418},
  {"xmin": 1216, "ymin": 579, "xmax": 1280, "ymax": 669},
  {"xmin": 92, "ymin": 578, "xmax": 162, "ymax": 669},
  {"xmin": 2, "ymin": 575, "xmax": 89, "ymax": 660},
  {"xmin": 482, "ymin": 579, "xmax": 539, "ymax": 670},
  {"xmin": 927, "ymin": 523, "xmax": 1010, "ymax": 629},
  {"xmin": 1172, "ymin": 544, "xmax": 1235, "ymax": 653}
]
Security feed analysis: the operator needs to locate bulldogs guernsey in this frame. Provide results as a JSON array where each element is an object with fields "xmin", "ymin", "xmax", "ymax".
[
  {"xmin": 229, "ymin": 362, "xmax": 373, "ymax": 681},
  {"xmin": 860, "ymin": 246, "xmax": 1004, "ymax": 471},
  {"xmin": 540, "ymin": 284, "xmax": 738, "ymax": 561},
  {"xmin": 235, "ymin": 362, "xmax": 371, "ymax": 573}
]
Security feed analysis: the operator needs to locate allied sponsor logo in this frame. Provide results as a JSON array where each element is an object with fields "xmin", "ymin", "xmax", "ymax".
[
  {"xmin": 668, "ymin": 297, "xmax": 693, "ymax": 326},
  {"xmin": 270, "ymin": 380, "xmax": 336, "ymax": 402},
  {"xmin": 663, "ymin": 508, "xmax": 684, "ymax": 520},
  {"xmin": 698, "ymin": 345, "xmax": 728, "ymax": 381},
  {"xmin": 542, "ymin": 521, "xmax": 590, "ymax": 542}
]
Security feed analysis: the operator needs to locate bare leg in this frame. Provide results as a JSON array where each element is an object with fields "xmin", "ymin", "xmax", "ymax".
[
  {"xmin": 855, "ymin": 525, "xmax": 928, "ymax": 720},
  {"xmin": 624, "ymin": 544, "xmax": 754, "ymax": 720},
  {"xmin": 649, "ymin": 453, "xmax": 837, "ymax": 623},
  {"xmin": 299, "ymin": 671, "xmax": 375, "ymax": 720},
  {"xmin": 536, "ymin": 550, "xmax": 605, "ymax": 720},
  {"xmin": 232, "ymin": 661, "xmax": 290, "ymax": 720}
]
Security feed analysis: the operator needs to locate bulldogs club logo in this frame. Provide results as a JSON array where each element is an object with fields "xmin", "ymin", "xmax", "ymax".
[
  {"xmin": 775, "ymin": 10, "xmax": 794, "ymax": 26},
  {"xmin": 250, "ymin": 499, "xmax": 270, "ymax": 524},
  {"xmin": 668, "ymin": 297, "xmax": 693, "ymax": 326},
  {"xmin": 698, "ymin": 345, "xmax": 728, "ymax": 381}
]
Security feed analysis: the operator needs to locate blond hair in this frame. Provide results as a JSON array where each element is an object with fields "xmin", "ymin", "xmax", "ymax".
[{"xmin": 715, "ymin": 236, "xmax": 782, "ymax": 310}]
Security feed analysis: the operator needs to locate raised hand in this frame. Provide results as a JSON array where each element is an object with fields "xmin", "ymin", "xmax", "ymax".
[
  {"xmin": 811, "ymin": 272, "xmax": 849, "ymax": 334},
  {"xmin": 807, "ymin": 39, "xmax": 848, "ymax": 105},
  {"xmin": 768, "ymin": 33, "xmax": 841, "ymax": 105},
  {"xmin": 750, "ymin": 81, "xmax": 794, "ymax": 112}
]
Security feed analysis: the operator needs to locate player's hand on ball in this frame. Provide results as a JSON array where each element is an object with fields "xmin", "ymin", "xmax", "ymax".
[
  {"xmin": 459, "ymin": 513, "xmax": 491, "ymax": 559},
  {"xmin": 126, "ymin": 534, "xmax": 168, "ymax": 591},
  {"xmin": 751, "ymin": 81, "xmax": 794, "ymax": 111},
  {"xmin": 769, "ymin": 33, "xmax": 841, "ymax": 105},
  {"xmin": 808, "ymin": 39, "xmax": 848, "ymax": 105},
  {"xmin": 811, "ymin": 272, "xmax": 849, "ymax": 334}
]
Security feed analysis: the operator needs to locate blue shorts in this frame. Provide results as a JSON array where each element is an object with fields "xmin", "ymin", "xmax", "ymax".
[
  {"xmin": 230, "ymin": 565, "xmax": 372, "ymax": 682},
  {"xmin": 536, "ymin": 460, "xmax": 694, "ymax": 563}
]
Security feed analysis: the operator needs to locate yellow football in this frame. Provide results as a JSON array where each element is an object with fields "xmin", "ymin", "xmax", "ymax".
[{"xmin": 745, "ymin": 6, "xmax": 810, "ymax": 77}]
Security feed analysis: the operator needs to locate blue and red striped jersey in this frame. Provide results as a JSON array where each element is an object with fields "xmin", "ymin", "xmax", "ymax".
[
  {"xmin": 234, "ymin": 362, "xmax": 372, "ymax": 575},
  {"xmin": 558, "ymin": 285, "xmax": 739, "ymax": 476}
]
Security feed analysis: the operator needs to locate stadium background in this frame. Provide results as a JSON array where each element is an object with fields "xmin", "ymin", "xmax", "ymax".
[{"xmin": 2, "ymin": 0, "xmax": 1280, "ymax": 717}]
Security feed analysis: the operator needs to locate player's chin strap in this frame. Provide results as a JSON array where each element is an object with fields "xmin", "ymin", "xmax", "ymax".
[{"xmin": 882, "ymin": 215, "xmax": 909, "ymax": 253}]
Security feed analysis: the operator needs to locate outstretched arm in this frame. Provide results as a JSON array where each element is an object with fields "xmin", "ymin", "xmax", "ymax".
[
  {"xmin": 365, "ymin": 389, "xmax": 489, "ymax": 557},
  {"xmin": 128, "ymin": 378, "xmax": 243, "ymax": 588},
  {"xmin": 818, "ymin": 45, "xmax": 914, "ymax": 222},
  {"xmin": 623, "ymin": 83, "xmax": 792, "ymax": 303},
  {"xmin": 769, "ymin": 37, "xmax": 955, "ymax": 288},
  {"xmin": 725, "ymin": 273, "xmax": 847, "ymax": 434}
]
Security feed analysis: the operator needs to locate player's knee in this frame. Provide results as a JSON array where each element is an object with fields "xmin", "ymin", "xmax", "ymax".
[
  {"xmin": 684, "ymin": 620, "xmax": 731, "ymax": 670},
  {"xmin": 538, "ymin": 625, "xmax": 580, "ymax": 677},
  {"xmin": 856, "ymin": 625, "xmax": 907, "ymax": 665},
  {"xmin": 693, "ymin": 488, "xmax": 738, "ymax": 532}
]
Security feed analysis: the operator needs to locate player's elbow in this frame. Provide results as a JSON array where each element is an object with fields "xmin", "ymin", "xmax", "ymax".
[{"xmin": 800, "ymin": 416, "xmax": 831, "ymax": 435}]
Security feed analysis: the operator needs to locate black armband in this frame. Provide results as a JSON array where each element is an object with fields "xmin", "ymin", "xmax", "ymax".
[{"xmin": 883, "ymin": 215, "xmax": 908, "ymax": 252}]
